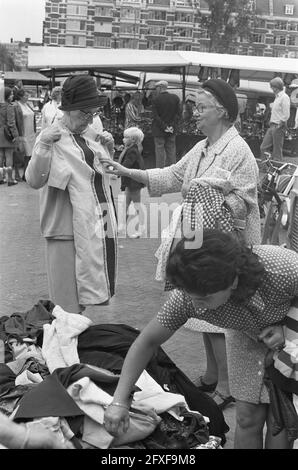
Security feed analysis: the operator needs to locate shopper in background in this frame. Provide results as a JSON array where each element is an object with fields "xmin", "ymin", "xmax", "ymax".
[
  {"xmin": 41, "ymin": 86, "xmax": 63, "ymax": 129},
  {"xmin": 0, "ymin": 87, "xmax": 20, "ymax": 186},
  {"xmin": 14, "ymin": 89, "xmax": 36, "ymax": 180}
]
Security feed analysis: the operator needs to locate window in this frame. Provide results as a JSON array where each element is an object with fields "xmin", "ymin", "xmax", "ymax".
[
  {"xmin": 200, "ymin": 30, "xmax": 210, "ymax": 39},
  {"xmin": 94, "ymin": 22, "xmax": 112, "ymax": 33},
  {"xmin": 50, "ymin": 34, "xmax": 58, "ymax": 44},
  {"xmin": 173, "ymin": 27, "xmax": 192, "ymax": 38},
  {"xmin": 120, "ymin": 23, "xmax": 139, "ymax": 34},
  {"xmin": 147, "ymin": 11, "xmax": 166, "ymax": 20},
  {"xmin": 80, "ymin": 21, "xmax": 86, "ymax": 30},
  {"xmin": 94, "ymin": 6, "xmax": 113, "ymax": 17},
  {"xmin": 119, "ymin": 38, "xmax": 138, "ymax": 48},
  {"xmin": 285, "ymin": 4, "xmax": 294, "ymax": 15},
  {"xmin": 50, "ymin": 4, "xmax": 59, "ymax": 13},
  {"xmin": 288, "ymin": 36, "xmax": 296, "ymax": 45},
  {"xmin": 94, "ymin": 36, "xmax": 111, "ymax": 48},
  {"xmin": 147, "ymin": 40, "xmax": 165, "ymax": 50},
  {"xmin": 252, "ymin": 33, "xmax": 264, "ymax": 43},
  {"xmin": 67, "ymin": 4, "xmax": 87, "ymax": 16},
  {"xmin": 147, "ymin": 25, "xmax": 166, "ymax": 35},
  {"xmin": 273, "ymin": 36, "xmax": 286, "ymax": 45},
  {"xmin": 50, "ymin": 19, "xmax": 58, "ymax": 29},
  {"xmin": 175, "ymin": 12, "xmax": 193, "ymax": 22},
  {"xmin": 120, "ymin": 7, "xmax": 140, "ymax": 20},
  {"xmin": 66, "ymin": 20, "xmax": 80, "ymax": 30},
  {"xmin": 288, "ymin": 23, "xmax": 297, "ymax": 31},
  {"xmin": 275, "ymin": 21, "xmax": 287, "ymax": 30}
]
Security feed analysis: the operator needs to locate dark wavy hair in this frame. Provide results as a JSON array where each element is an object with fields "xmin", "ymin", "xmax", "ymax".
[{"xmin": 166, "ymin": 230, "xmax": 265, "ymax": 302}]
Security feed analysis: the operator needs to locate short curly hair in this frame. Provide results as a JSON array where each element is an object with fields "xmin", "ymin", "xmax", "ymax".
[{"xmin": 166, "ymin": 230, "xmax": 265, "ymax": 301}]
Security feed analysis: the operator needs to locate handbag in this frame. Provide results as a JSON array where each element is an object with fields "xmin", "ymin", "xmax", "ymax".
[{"xmin": 3, "ymin": 125, "xmax": 15, "ymax": 142}]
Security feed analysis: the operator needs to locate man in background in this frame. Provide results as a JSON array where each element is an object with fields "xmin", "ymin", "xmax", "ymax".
[
  {"xmin": 151, "ymin": 80, "xmax": 181, "ymax": 168},
  {"xmin": 260, "ymin": 77, "xmax": 290, "ymax": 161}
]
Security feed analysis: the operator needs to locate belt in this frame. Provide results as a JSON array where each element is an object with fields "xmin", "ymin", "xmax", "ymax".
[{"xmin": 270, "ymin": 122, "xmax": 279, "ymax": 127}]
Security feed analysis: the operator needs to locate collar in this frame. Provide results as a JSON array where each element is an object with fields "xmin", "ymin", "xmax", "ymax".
[
  {"xmin": 275, "ymin": 90, "xmax": 284, "ymax": 98},
  {"xmin": 203, "ymin": 126, "xmax": 238, "ymax": 156}
]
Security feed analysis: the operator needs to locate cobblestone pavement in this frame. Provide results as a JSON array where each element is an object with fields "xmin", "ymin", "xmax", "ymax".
[{"xmin": 0, "ymin": 176, "xmax": 240, "ymax": 449}]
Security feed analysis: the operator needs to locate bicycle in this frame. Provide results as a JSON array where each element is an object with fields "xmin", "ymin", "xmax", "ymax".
[{"xmin": 258, "ymin": 154, "xmax": 298, "ymax": 245}]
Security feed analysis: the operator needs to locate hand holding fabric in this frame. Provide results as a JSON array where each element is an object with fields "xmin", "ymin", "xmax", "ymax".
[
  {"xmin": 40, "ymin": 122, "xmax": 62, "ymax": 145},
  {"xmin": 104, "ymin": 404, "xmax": 130, "ymax": 437},
  {"xmin": 102, "ymin": 158, "xmax": 130, "ymax": 177}
]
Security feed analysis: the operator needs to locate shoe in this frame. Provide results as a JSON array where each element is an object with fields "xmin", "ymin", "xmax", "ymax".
[
  {"xmin": 7, "ymin": 180, "xmax": 18, "ymax": 186},
  {"xmin": 0, "ymin": 180, "xmax": 5, "ymax": 185},
  {"xmin": 197, "ymin": 375, "xmax": 217, "ymax": 393},
  {"xmin": 129, "ymin": 225, "xmax": 146, "ymax": 239},
  {"xmin": 212, "ymin": 390, "xmax": 235, "ymax": 410},
  {"xmin": 15, "ymin": 176, "xmax": 23, "ymax": 182}
]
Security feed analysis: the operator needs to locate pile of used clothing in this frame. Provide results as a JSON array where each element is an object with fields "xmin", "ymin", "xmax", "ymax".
[{"xmin": 0, "ymin": 300, "xmax": 229, "ymax": 449}]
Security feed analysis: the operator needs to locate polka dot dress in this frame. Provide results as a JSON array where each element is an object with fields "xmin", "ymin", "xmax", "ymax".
[{"xmin": 157, "ymin": 245, "xmax": 298, "ymax": 403}]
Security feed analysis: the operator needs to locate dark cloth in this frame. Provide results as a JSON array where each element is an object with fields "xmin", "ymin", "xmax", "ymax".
[
  {"xmin": 151, "ymin": 92, "xmax": 181, "ymax": 137},
  {"xmin": 78, "ymin": 324, "xmax": 229, "ymax": 442},
  {"xmin": 0, "ymin": 384, "xmax": 35, "ymax": 416},
  {"xmin": 2, "ymin": 299, "xmax": 55, "ymax": 343},
  {"xmin": 143, "ymin": 409, "xmax": 209, "ymax": 449},
  {"xmin": 0, "ymin": 364, "xmax": 17, "ymax": 397},
  {"xmin": 264, "ymin": 371, "xmax": 298, "ymax": 442},
  {"xmin": 120, "ymin": 144, "xmax": 145, "ymax": 191},
  {"xmin": 13, "ymin": 102, "xmax": 24, "ymax": 136},
  {"xmin": 0, "ymin": 102, "xmax": 19, "ymax": 147},
  {"xmin": 14, "ymin": 369, "xmax": 84, "ymax": 421}
]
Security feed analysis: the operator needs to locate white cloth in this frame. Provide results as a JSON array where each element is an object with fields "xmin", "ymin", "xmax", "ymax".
[
  {"xmin": 270, "ymin": 90, "xmax": 290, "ymax": 124},
  {"xmin": 41, "ymin": 101, "xmax": 63, "ymax": 129},
  {"xmin": 18, "ymin": 101, "xmax": 36, "ymax": 155},
  {"xmin": 134, "ymin": 370, "xmax": 187, "ymax": 420},
  {"xmin": 294, "ymin": 108, "xmax": 298, "ymax": 129},
  {"xmin": 41, "ymin": 305, "xmax": 92, "ymax": 372},
  {"xmin": 15, "ymin": 370, "xmax": 43, "ymax": 386}
]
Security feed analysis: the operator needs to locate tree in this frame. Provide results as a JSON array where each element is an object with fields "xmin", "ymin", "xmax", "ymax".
[
  {"xmin": 199, "ymin": 0, "xmax": 256, "ymax": 54},
  {"xmin": 0, "ymin": 44, "xmax": 16, "ymax": 72}
]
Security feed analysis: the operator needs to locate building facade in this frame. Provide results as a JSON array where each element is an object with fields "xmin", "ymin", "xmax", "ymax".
[{"xmin": 42, "ymin": 0, "xmax": 298, "ymax": 58}]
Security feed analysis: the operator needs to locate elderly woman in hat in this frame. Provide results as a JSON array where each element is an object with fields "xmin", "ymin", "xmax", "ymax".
[
  {"xmin": 103, "ymin": 78, "xmax": 261, "ymax": 409},
  {"xmin": 26, "ymin": 75, "xmax": 117, "ymax": 314}
]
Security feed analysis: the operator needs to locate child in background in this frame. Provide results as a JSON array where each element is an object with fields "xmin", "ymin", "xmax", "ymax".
[{"xmin": 118, "ymin": 127, "xmax": 146, "ymax": 238}]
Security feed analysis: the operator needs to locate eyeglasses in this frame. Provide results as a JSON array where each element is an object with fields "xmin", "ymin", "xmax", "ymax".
[
  {"xmin": 195, "ymin": 104, "xmax": 224, "ymax": 114},
  {"xmin": 79, "ymin": 109, "xmax": 100, "ymax": 119}
]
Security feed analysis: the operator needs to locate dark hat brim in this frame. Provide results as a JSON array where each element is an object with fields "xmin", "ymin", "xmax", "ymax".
[{"xmin": 59, "ymin": 94, "xmax": 107, "ymax": 111}]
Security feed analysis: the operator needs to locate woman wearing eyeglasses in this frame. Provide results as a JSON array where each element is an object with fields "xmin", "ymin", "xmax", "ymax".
[
  {"xmin": 102, "ymin": 78, "xmax": 261, "ymax": 410},
  {"xmin": 26, "ymin": 75, "xmax": 117, "ymax": 314}
]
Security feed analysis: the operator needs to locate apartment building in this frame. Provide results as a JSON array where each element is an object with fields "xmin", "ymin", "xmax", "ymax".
[
  {"xmin": 42, "ymin": 0, "xmax": 298, "ymax": 57},
  {"xmin": 43, "ymin": 0, "xmax": 200, "ymax": 51}
]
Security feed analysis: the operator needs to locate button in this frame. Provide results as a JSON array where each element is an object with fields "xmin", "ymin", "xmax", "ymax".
[
  {"xmin": 258, "ymin": 361, "xmax": 262, "ymax": 365},
  {"xmin": 258, "ymin": 371, "xmax": 262, "ymax": 376}
]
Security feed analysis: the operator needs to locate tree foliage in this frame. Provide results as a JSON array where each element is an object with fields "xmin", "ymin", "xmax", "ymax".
[
  {"xmin": 0, "ymin": 44, "xmax": 16, "ymax": 72},
  {"xmin": 199, "ymin": 0, "xmax": 256, "ymax": 53}
]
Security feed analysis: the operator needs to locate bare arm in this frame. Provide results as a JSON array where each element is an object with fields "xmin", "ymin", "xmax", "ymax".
[
  {"xmin": 102, "ymin": 159, "xmax": 149, "ymax": 186},
  {"xmin": 104, "ymin": 318, "xmax": 174, "ymax": 436},
  {"xmin": 0, "ymin": 412, "xmax": 73, "ymax": 449}
]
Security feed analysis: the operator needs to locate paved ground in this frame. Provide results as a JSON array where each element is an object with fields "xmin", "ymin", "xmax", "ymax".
[{"xmin": 0, "ymin": 175, "xmax": 236, "ymax": 448}]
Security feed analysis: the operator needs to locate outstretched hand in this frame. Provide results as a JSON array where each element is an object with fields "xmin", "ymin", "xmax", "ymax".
[{"xmin": 101, "ymin": 159, "xmax": 130, "ymax": 177}]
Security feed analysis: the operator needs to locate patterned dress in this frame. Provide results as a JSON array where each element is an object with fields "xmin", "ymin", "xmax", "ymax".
[{"xmin": 156, "ymin": 245, "xmax": 298, "ymax": 403}]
